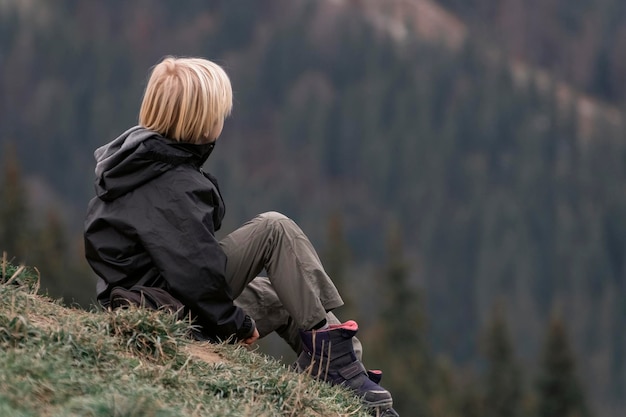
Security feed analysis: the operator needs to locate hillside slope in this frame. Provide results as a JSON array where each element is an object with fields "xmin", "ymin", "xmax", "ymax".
[{"xmin": 0, "ymin": 261, "xmax": 368, "ymax": 417}]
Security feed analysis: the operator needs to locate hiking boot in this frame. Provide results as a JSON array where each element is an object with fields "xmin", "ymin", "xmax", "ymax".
[
  {"xmin": 367, "ymin": 369, "xmax": 383, "ymax": 384},
  {"xmin": 296, "ymin": 320, "xmax": 393, "ymax": 410},
  {"xmin": 365, "ymin": 371, "xmax": 400, "ymax": 416}
]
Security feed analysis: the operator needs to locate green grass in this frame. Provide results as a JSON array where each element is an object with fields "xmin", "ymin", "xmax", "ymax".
[{"xmin": 0, "ymin": 261, "xmax": 369, "ymax": 417}]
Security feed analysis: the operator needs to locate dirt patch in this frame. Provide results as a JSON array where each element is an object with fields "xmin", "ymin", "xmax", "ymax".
[{"xmin": 184, "ymin": 342, "xmax": 225, "ymax": 364}]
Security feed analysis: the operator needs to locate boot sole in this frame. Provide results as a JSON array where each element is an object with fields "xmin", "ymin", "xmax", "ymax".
[{"xmin": 362, "ymin": 396, "xmax": 394, "ymax": 409}]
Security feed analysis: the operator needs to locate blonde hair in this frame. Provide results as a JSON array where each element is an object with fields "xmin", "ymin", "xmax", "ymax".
[{"xmin": 139, "ymin": 57, "xmax": 233, "ymax": 144}]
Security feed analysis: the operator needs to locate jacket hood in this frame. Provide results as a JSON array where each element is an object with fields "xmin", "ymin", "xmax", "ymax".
[{"xmin": 94, "ymin": 126, "xmax": 216, "ymax": 201}]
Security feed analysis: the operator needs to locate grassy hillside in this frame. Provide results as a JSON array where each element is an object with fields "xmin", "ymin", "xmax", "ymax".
[{"xmin": 0, "ymin": 260, "xmax": 369, "ymax": 417}]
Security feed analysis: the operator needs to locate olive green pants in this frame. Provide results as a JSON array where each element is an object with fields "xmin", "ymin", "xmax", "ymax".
[{"xmin": 219, "ymin": 211, "xmax": 362, "ymax": 358}]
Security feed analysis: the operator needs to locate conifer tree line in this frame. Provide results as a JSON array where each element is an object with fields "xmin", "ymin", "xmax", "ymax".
[{"xmin": 1, "ymin": 1, "xmax": 625, "ymax": 415}]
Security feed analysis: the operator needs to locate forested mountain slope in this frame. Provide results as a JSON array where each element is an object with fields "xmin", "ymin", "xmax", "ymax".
[
  {"xmin": 438, "ymin": 0, "xmax": 626, "ymax": 104},
  {"xmin": 1, "ymin": 1, "xmax": 625, "ymax": 416}
]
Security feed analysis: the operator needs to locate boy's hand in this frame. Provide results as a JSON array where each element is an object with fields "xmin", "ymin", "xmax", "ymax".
[{"xmin": 242, "ymin": 328, "xmax": 259, "ymax": 345}]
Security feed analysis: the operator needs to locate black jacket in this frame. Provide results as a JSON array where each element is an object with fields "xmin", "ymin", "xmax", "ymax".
[{"xmin": 84, "ymin": 126, "xmax": 253, "ymax": 341}]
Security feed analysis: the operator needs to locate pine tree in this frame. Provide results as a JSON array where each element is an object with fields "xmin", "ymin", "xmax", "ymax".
[
  {"xmin": 482, "ymin": 305, "xmax": 524, "ymax": 417},
  {"xmin": 322, "ymin": 212, "xmax": 356, "ymax": 317},
  {"xmin": 32, "ymin": 209, "xmax": 69, "ymax": 296},
  {"xmin": 536, "ymin": 316, "xmax": 590, "ymax": 417},
  {"xmin": 364, "ymin": 221, "xmax": 449, "ymax": 417},
  {"xmin": 0, "ymin": 143, "xmax": 31, "ymax": 261},
  {"xmin": 380, "ymin": 222, "xmax": 425, "ymax": 350}
]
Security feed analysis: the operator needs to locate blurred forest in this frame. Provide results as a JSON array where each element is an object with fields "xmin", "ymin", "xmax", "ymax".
[{"xmin": 1, "ymin": 1, "xmax": 625, "ymax": 416}]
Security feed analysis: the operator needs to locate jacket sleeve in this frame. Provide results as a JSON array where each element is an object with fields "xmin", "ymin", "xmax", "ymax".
[{"xmin": 135, "ymin": 172, "xmax": 252, "ymax": 341}]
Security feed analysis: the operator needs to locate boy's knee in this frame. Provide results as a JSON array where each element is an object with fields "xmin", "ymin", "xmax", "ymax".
[
  {"xmin": 256, "ymin": 211, "xmax": 301, "ymax": 235},
  {"xmin": 258, "ymin": 211, "xmax": 289, "ymax": 223}
]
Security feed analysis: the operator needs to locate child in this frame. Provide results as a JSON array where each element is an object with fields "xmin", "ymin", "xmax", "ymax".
[{"xmin": 84, "ymin": 56, "xmax": 397, "ymax": 415}]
